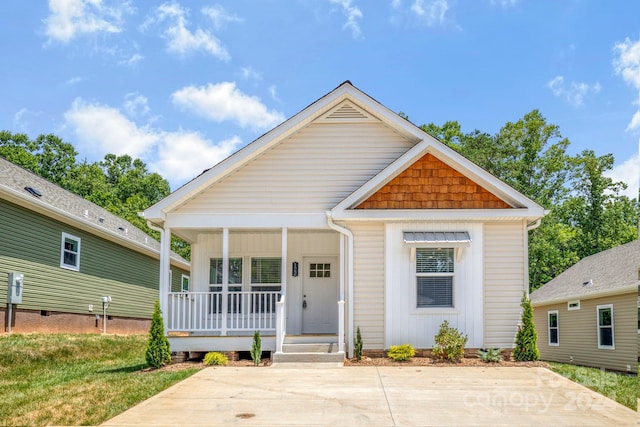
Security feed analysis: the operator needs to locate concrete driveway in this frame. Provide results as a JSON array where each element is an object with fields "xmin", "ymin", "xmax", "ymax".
[{"xmin": 103, "ymin": 365, "xmax": 636, "ymax": 426}]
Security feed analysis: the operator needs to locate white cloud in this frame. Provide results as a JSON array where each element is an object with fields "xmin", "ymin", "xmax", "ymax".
[
  {"xmin": 490, "ymin": 0, "xmax": 518, "ymax": 7},
  {"xmin": 119, "ymin": 52, "xmax": 144, "ymax": 66},
  {"xmin": 13, "ymin": 108, "xmax": 45, "ymax": 132},
  {"xmin": 546, "ymin": 76, "xmax": 601, "ymax": 107},
  {"xmin": 410, "ymin": 0, "xmax": 449, "ymax": 26},
  {"xmin": 613, "ymin": 37, "xmax": 640, "ymax": 132},
  {"xmin": 65, "ymin": 76, "xmax": 82, "ymax": 85},
  {"xmin": 201, "ymin": 4, "xmax": 242, "ymax": 30},
  {"xmin": 329, "ymin": 0, "xmax": 363, "ymax": 38},
  {"xmin": 44, "ymin": 0, "xmax": 131, "ymax": 43},
  {"xmin": 240, "ymin": 66, "xmax": 262, "ymax": 81},
  {"xmin": 604, "ymin": 150, "xmax": 640, "ymax": 199},
  {"xmin": 151, "ymin": 134, "xmax": 241, "ymax": 184},
  {"xmin": 123, "ymin": 93, "xmax": 150, "ymax": 118},
  {"xmin": 142, "ymin": 2, "xmax": 230, "ymax": 60},
  {"xmin": 64, "ymin": 98, "xmax": 157, "ymax": 158},
  {"xmin": 171, "ymin": 82, "xmax": 285, "ymax": 130},
  {"xmin": 268, "ymin": 85, "xmax": 279, "ymax": 101},
  {"xmin": 63, "ymin": 96, "xmax": 241, "ymax": 187}
]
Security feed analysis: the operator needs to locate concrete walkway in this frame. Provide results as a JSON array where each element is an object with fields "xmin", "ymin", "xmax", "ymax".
[{"xmin": 103, "ymin": 366, "xmax": 636, "ymax": 426}]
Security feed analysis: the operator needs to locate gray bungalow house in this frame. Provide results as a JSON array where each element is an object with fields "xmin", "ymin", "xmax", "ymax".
[
  {"xmin": 530, "ymin": 240, "xmax": 639, "ymax": 373},
  {"xmin": 0, "ymin": 157, "xmax": 190, "ymax": 334}
]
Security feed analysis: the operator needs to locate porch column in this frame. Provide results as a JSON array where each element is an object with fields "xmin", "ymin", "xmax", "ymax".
[
  {"xmin": 281, "ymin": 228, "xmax": 287, "ymax": 296},
  {"xmin": 160, "ymin": 227, "xmax": 171, "ymax": 333},
  {"xmin": 221, "ymin": 228, "xmax": 229, "ymax": 336}
]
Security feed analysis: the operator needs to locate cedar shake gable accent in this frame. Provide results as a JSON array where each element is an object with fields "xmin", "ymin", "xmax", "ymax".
[{"xmin": 355, "ymin": 153, "xmax": 511, "ymax": 209}]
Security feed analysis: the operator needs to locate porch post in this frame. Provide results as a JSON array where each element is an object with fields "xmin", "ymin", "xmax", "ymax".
[
  {"xmin": 281, "ymin": 228, "xmax": 287, "ymax": 296},
  {"xmin": 160, "ymin": 227, "xmax": 171, "ymax": 333},
  {"xmin": 221, "ymin": 228, "xmax": 229, "ymax": 336}
]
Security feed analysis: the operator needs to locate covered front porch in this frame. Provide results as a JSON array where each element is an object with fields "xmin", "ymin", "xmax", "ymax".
[{"xmin": 156, "ymin": 226, "xmax": 349, "ymax": 356}]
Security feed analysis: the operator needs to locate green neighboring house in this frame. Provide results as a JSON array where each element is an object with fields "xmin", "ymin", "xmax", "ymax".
[{"xmin": 0, "ymin": 156, "xmax": 190, "ymax": 334}]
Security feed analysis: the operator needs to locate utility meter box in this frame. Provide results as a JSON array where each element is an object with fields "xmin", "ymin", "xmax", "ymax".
[{"xmin": 7, "ymin": 272, "xmax": 24, "ymax": 304}]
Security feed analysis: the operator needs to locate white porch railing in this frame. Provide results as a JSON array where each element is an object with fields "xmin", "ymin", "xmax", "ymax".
[
  {"xmin": 275, "ymin": 294, "xmax": 286, "ymax": 353},
  {"xmin": 167, "ymin": 291, "xmax": 280, "ymax": 334}
]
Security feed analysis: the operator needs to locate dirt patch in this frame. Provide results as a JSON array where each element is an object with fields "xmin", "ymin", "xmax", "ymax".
[{"xmin": 345, "ymin": 356, "xmax": 549, "ymax": 368}]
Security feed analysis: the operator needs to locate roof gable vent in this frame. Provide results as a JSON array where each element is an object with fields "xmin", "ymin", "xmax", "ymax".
[
  {"xmin": 318, "ymin": 101, "xmax": 377, "ymax": 123},
  {"xmin": 24, "ymin": 186, "xmax": 42, "ymax": 198}
]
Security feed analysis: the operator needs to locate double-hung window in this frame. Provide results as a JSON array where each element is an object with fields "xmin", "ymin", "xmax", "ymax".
[
  {"xmin": 416, "ymin": 248, "xmax": 454, "ymax": 308},
  {"xmin": 209, "ymin": 258, "xmax": 243, "ymax": 313},
  {"xmin": 597, "ymin": 304, "xmax": 614, "ymax": 349},
  {"xmin": 251, "ymin": 257, "xmax": 281, "ymax": 313},
  {"xmin": 181, "ymin": 275, "xmax": 190, "ymax": 292},
  {"xmin": 60, "ymin": 232, "xmax": 81, "ymax": 271},
  {"xmin": 548, "ymin": 311, "xmax": 559, "ymax": 346}
]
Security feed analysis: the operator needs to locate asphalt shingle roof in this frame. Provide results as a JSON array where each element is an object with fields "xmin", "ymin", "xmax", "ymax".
[
  {"xmin": 0, "ymin": 156, "xmax": 188, "ymax": 266},
  {"xmin": 530, "ymin": 239, "xmax": 639, "ymax": 305}
]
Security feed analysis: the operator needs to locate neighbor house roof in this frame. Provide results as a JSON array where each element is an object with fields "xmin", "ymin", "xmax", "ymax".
[
  {"xmin": 0, "ymin": 156, "xmax": 189, "ymax": 269},
  {"xmin": 530, "ymin": 240, "xmax": 639, "ymax": 306}
]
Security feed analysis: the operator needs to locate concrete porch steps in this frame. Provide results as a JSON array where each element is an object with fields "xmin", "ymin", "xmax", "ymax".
[{"xmin": 272, "ymin": 334, "xmax": 345, "ymax": 365}]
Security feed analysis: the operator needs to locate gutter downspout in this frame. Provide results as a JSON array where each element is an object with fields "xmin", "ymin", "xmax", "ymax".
[
  {"xmin": 326, "ymin": 212, "xmax": 353, "ymax": 357},
  {"xmin": 147, "ymin": 220, "xmax": 169, "ymax": 333}
]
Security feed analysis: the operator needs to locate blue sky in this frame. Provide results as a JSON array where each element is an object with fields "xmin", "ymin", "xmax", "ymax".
[{"xmin": 0, "ymin": 1, "xmax": 638, "ymax": 198}]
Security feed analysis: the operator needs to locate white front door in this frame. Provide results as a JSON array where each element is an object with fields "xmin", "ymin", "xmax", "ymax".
[{"xmin": 302, "ymin": 257, "xmax": 338, "ymax": 334}]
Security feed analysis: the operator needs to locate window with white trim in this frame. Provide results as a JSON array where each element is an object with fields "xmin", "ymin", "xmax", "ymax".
[
  {"xmin": 416, "ymin": 248, "xmax": 454, "ymax": 308},
  {"xmin": 181, "ymin": 274, "xmax": 190, "ymax": 292},
  {"xmin": 60, "ymin": 232, "xmax": 81, "ymax": 271},
  {"xmin": 567, "ymin": 300, "xmax": 580, "ymax": 310},
  {"xmin": 209, "ymin": 258, "xmax": 242, "ymax": 314},
  {"xmin": 251, "ymin": 257, "xmax": 281, "ymax": 313},
  {"xmin": 548, "ymin": 311, "xmax": 559, "ymax": 346},
  {"xmin": 597, "ymin": 304, "xmax": 614, "ymax": 349}
]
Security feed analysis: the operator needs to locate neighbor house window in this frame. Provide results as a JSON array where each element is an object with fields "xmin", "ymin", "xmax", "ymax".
[
  {"xmin": 597, "ymin": 304, "xmax": 614, "ymax": 349},
  {"xmin": 567, "ymin": 300, "xmax": 580, "ymax": 310},
  {"xmin": 181, "ymin": 274, "xmax": 190, "ymax": 292},
  {"xmin": 251, "ymin": 257, "xmax": 281, "ymax": 312},
  {"xmin": 416, "ymin": 248, "xmax": 454, "ymax": 308},
  {"xmin": 60, "ymin": 232, "xmax": 81, "ymax": 271},
  {"xmin": 548, "ymin": 311, "xmax": 559, "ymax": 346}
]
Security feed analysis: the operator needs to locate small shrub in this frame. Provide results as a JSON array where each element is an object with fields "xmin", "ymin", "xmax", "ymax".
[
  {"xmin": 477, "ymin": 348, "xmax": 503, "ymax": 363},
  {"xmin": 145, "ymin": 300, "xmax": 171, "ymax": 368},
  {"xmin": 432, "ymin": 320, "xmax": 468, "ymax": 363},
  {"xmin": 387, "ymin": 344, "xmax": 415, "ymax": 361},
  {"xmin": 250, "ymin": 330, "xmax": 262, "ymax": 366},
  {"xmin": 203, "ymin": 352, "xmax": 228, "ymax": 366},
  {"xmin": 514, "ymin": 293, "xmax": 540, "ymax": 361},
  {"xmin": 354, "ymin": 326, "xmax": 363, "ymax": 361}
]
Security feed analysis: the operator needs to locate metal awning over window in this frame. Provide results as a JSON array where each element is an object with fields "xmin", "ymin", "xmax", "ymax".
[{"xmin": 403, "ymin": 231, "xmax": 471, "ymax": 245}]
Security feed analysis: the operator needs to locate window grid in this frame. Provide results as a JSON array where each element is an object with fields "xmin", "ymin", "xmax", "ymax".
[
  {"xmin": 416, "ymin": 248, "xmax": 454, "ymax": 308},
  {"xmin": 60, "ymin": 232, "xmax": 81, "ymax": 271},
  {"xmin": 548, "ymin": 311, "xmax": 559, "ymax": 346},
  {"xmin": 597, "ymin": 305, "xmax": 614, "ymax": 349},
  {"xmin": 310, "ymin": 263, "xmax": 331, "ymax": 278}
]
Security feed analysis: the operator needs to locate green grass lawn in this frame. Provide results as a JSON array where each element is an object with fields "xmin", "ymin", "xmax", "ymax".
[
  {"xmin": 0, "ymin": 334, "xmax": 201, "ymax": 426},
  {"xmin": 548, "ymin": 362, "xmax": 638, "ymax": 411}
]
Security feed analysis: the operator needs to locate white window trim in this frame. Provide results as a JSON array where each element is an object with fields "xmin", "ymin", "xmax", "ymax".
[
  {"xmin": 181, "ymin": 274, "xmax": 190, "ymax": 292},
  {"xmin": 567, "ymin": 300, "xmax": 580, "ymax": 311},
  {"xmin": 414, "ymin": 247, "xmax": 455, "ymax": 310},
  {"xmin": 548, "ymin": 310, "xmax": 559, "ymax": 346},
  {"xmin": 596, "ymin": 304, "xmax": 615, "ymax": 350},
  {"xmin": 60, "ymin": 232, "xmax": 81, "ymax": 271}
]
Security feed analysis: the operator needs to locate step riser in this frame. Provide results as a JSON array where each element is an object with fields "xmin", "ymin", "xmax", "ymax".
[
  {"xmin": 272, "ymin": 352, "xmax": 345, "ymax": 364},
  {"xmin": 283, "ymin": 335, "xmax": 338, "ymax": 344},
  {"xmin": 282, "ymin": 343, "xmax": 337, "ymax": 353}
]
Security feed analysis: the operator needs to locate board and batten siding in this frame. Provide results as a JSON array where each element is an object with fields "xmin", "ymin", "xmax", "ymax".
[
  {"xmin": 534, "ymin": 293, "xmax": 637, "ymax": 373},
  {"xmin": 351, "ymin": 222, "xmax": 385, "ymax": 349},
  {"xmin": 175, "ymin": 122, "xmax": 418, "ymax": 214},
  {"xmin": 385, "ymin": 222, "xmax": 484, "ymax": 349},
  {"xmin": 483, "ymin": 221, "xmax": 527, "ymax": 348},
  {"xmin": 0, "ymin": 199, "xmax": 179, "ymax": 319},
  {"xmin": 190, "ymin": 230, "xmax": 340, "ymax": 334}
]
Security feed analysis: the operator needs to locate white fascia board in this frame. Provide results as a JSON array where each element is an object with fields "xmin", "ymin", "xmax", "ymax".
[
  {"xmin": 330, "ymin": 208, "xmax": 540, "ymax": 222},
  {"xmin": 0, "ymin": 186, "xmax": 189, "ymax": 270},
  {"xmin": 531, "ymin": 284, "xmax": 638, "ymax": 307},
  {"xmin": 333, "ymin": 138, "xmax": 545, "ymax": 215},
  {"xmin": 165, "ymin": 212, "xmax": 329, "ymax": 229}
]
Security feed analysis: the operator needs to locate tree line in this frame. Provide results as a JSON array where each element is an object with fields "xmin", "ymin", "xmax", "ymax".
[{"xmin": 2, "ymin": 110, "xmax": 638, "ymax": 290}]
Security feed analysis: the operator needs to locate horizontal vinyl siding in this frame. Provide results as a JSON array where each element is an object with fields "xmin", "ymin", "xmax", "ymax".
[
  {"xmin": 351, "ymin": 223, "xmax": 385, "ymax": 349},
  {"xmin": 534, "ymin": 293, "xmax": 637, "ymax": 373},
  {"xmin": 483, "ymin": 221, "xmax": 526, "ymax": 347},
  {"xmin": 0, "ymin": 200, "xmax": 163, "ymax": 319},
  {"xmin": 176, "ymin": 122, "xmax": 417, "ymax": 213}
]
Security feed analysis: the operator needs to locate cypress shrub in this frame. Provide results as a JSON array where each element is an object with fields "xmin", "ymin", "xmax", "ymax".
[
  {"xmin": 514, "ymin": 293, "xmax": 540, "ymax": 361},
  {"xmin": 145, "ymin": 300, "xmax": 171, "ymax": 368}
]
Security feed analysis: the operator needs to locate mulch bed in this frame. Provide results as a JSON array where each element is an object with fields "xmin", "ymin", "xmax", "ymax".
[{"xmin": 344, "ymin": 356, "xmax": 548, "ymax": 368}]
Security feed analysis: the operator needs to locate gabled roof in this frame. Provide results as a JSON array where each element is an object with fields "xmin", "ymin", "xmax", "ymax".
[
  {"xmin": 0, "ymin": 157, "xmax": 189, "ymax": 269},
  {"xmin": 143, "ymin": 81, "xmax": 544, "ymax": 223},
  {"xmin": 530, "ymin": 240, "xmax": 639, "ymax": 306}
]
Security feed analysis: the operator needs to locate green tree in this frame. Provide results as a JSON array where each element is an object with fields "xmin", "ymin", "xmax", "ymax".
[
  {"xmin": 145, "ymin": 300, "xmax": 171, "ymax": 368},
  {"xmin": 514, "ymin": 294, "xmax": 539, "ymax": 361}
]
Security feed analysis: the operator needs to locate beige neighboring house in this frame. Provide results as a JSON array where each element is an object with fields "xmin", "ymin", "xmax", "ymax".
[
  {"xmin": 142, "ymin": 81, "xmax": 545, "ymax": 360},
  {"xmin": 530, "ymin": 240, "xmax": 639, "ymax": 373}
]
